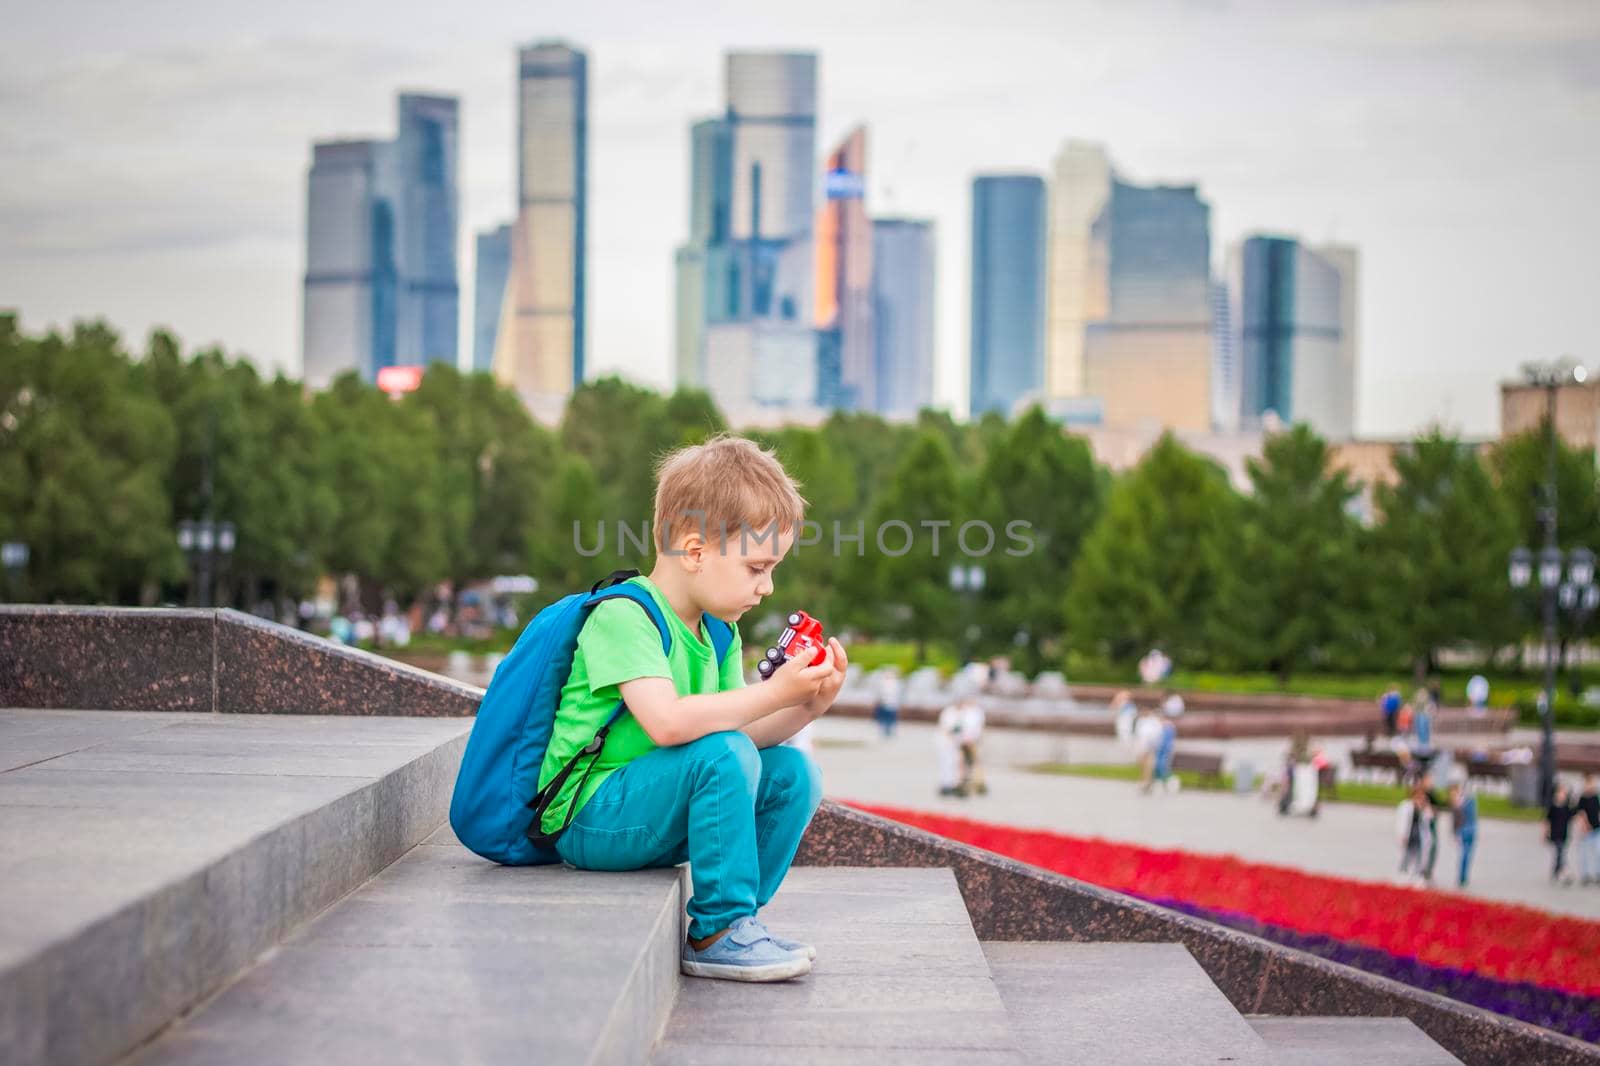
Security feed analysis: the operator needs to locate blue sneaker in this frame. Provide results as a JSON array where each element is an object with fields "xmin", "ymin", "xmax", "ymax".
[
  {"xmin": 681, "ymin": 916, "xmax": 812, "ymax": 982},
  {"xmin": 763, "ymin": 927, "xmax": 817, "ymax": 961}
]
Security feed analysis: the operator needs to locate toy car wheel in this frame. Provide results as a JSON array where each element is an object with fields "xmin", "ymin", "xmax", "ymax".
[
  {"xmin": 766, "ymin": 647, "xmax": 783, "ymax": 662},
  {"xmin": 788, "ymin": 612, "xmax": 802, "ymax": 626}
]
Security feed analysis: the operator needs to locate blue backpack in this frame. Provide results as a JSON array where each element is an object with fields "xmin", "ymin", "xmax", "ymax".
[{"xmin": 449, "ymin": 569, "xmax": 735, "ymax": 865}]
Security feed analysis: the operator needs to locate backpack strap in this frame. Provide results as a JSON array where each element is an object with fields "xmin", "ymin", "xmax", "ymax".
[{"xmin": 524, "ymin": 577, "xmax": 680, "ymax": 850}]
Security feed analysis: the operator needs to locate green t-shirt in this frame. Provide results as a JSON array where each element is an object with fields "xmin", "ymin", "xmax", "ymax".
[{"xmin": 537, "ymin": 576, "xmax": 745, "ymax": 834}]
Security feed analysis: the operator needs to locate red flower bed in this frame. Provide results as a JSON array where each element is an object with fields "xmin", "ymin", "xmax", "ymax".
[{"xmin": 847, "ymin": 801, "xmax": 1600, "ymax": 996}]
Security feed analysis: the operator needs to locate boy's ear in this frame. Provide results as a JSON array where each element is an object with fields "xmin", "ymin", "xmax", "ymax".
[{"xmin": 679, "ymin": 532, "xmax": 706, "ymax": 573}]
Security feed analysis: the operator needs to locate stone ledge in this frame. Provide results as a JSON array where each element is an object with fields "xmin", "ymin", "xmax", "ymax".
[
  {"xmin": 0, "ymin": 607, "xmax": 481, "ymax": 716},
  {"xmin": 794, "ymin": 801, "xmax": 1599, "ymax": 1066}
]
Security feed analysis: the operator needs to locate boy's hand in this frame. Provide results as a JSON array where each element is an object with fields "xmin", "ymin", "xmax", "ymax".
[
  {"xmin": 804, "ymin": 637, "xmax": 848, "ymax": 718},
  {"xmin": 769, "ymin": 645, "xmax": 833, "ymax": 710}
]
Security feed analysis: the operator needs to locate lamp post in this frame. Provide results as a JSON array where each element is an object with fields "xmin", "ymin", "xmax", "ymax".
[
  {"xmin": 177, "ymin": 519, "xmax": 236, "ymax": 608},
  {"xmin": 1508, "ymin": 359, "xmax": 1588, "ymax": 805},
  {"xmin": 1559, "ymin": 547, "xmax": 1599, "ymax": 696},
  {"xmin": 949, "ymin": 563, "xmax": 986, "ymax": 665},
  {"xmin": 1, "ymin": 541, "xmax": 28, "ymax": 602}
]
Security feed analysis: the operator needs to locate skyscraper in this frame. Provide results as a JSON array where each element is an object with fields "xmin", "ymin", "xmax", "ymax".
[
  {"xmin": 472, "ymin": 223, "xmax": 511, "ymax": 374},
  {"xmin": 302, "ymin": 92, "xmax": 459, "ymax": 388},
  {"xmin": 970, "ymin": 175, "xmax": 1047, "ymax": 418},
  {"xmin": 872, "ymin": 218, "xmax": 936, "ymax": 420},
  {"xmin": 393, "ymin": 94, "xmax": 459, "ymax": 367},
  {"xmin": 1231, "ymin": 235, "xmax": 1354, "ymax": 439},
  {"xmin": 675, "ymin": 52, "xmax": 819, "ymax": 417},
  {"xmin": 815, "ymin": 127, "xmax": 873, "ymax": 410},
  {"xmin": 1045, "ymin": 141, "xmax": 1111, "ymax": 399},
  {"xmin": 302, "ymin": 140, "xmax": 396, "ymax": 389},
  {"xmin": 1046, "ymin": 141, "xmax": 1213, "ymax": 431},
  {"xmin": 495, "ymin": 41, "xmax": 588, "ymax": 423},
  {"xmin": 1083, "ymin": 180, "xmax": 1212, "ymax": 431},
  {"xmin": 1210, "ymin": 279, "xmax": 1239, "ymax": 431}
]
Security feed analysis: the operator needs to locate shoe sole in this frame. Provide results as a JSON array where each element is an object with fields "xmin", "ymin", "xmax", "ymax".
[{"xmin": 681, "ymin": 955, "xmax": 812, "ymax": 982}]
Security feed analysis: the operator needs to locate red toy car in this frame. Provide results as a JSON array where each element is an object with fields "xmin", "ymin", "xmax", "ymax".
[{"xmin": 756, "ymin": 610, "xmax": 828, "ymax": 680}]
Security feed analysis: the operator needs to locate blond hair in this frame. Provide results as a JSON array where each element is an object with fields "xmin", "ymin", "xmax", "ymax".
[{"xmin": 652, "ymin": 434, "xmax": 807, "ymax": 553}]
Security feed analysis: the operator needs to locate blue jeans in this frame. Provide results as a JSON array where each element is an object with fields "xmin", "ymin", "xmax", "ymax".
[
  {"xmin": 555, "ymin": 731, "xmax": 824, "ymax": 941},
  {"xmin": 1457, "ymin": 832, "xmax": 1476, "ymax": 887}
]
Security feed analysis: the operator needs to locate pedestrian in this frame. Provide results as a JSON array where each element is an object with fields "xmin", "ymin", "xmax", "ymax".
[
  {"xmin": 958, "ymin": 694, "xmax": 988, "ymax": 797},
  {"xmin": 1379, "ymin": 685, "xmax": 1402, "ymax": 737},
  {"xmin": 1112, "ymin": 689, "xmax": 1138, "ymax": 746},
  {"xmin": 1396, "ymin": 783, "xmax": 1433, "ymax": 885},
  {"xmin": 1134, "ymin": 704, "xmax": 1165, "ymax": 794},
  {"xmin": 872, "ymin": 668, "xmax": 904, "ymax": 739},
  {"xmin": 1578, "ymin": 773, "xmax": 1600, "ymax": 885},
  {"xmin": 1449, "ymin": 781, "xmax": 1479, "ymax": 889},
  {"xmin": 1548, "ymin": 783, "xmax": 1579, "ymax": 885},
  {"xmin": 1411, "ymin": 689, "xmax": 1435, "ymax": 752},
  {"xmin": 1466, "ymin": 674, "xmax": 1490, "ymax": 714},
  {"xmin": 1419, "ymin": 770, "xmax": 1445, "ymax": 884},
  {"xmin": 1154, "ymin": 694, "xmax": 1181, "ymax": 793},
  {"xmin": 935, "ymin": 699, "xmax": 964, "ymax": 798}
]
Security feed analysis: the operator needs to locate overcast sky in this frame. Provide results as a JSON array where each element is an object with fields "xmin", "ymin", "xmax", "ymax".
[{"xmin": 2, "ymin": 0, "xmax": 1596, "ymax": 437}]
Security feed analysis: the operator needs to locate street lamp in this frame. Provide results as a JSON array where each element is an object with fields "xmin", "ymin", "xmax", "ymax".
[
  {"xmin": 177, "ymin": 518, "xmax": 236, "ymax": 608},
  {"xmin": 1509, "ymin": 359, "xmax": 1590, "ymax": 805},
  {"xmin": 950, "ymin": 563, "xmax": 986, "ymax": 665}
]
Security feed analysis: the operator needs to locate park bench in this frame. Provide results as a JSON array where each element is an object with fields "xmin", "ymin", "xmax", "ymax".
[
  {"xmin": 1350, "ymin": 748, "xmax": 1406, "ymax": 784},
  {"xmin": 1170, "ymin": 749, "xmax": 1227, "ymax": 789}
]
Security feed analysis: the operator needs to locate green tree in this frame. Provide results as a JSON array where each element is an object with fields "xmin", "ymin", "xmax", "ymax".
[
  {"xmin": 1216, "ymin": 424, "xmax": 1368, "ymax": 682},
  {"xmin": 1489, "ymin": 423, "xmax": 1599, "ymax": 552},
  {"xmin": 1065, "ymin": 434, "xmax": 1238, "ymax": 664},
  {"xmin": 1372, "ymin": 431, "xmax": 1519, "ymax": 679},
  {"xmin": 975, "ymin": 406, "xmax": 1106, "ymax": 671},
  {"xmin": 855, "ymin": 430, "xmax": 965, "ymax": 660}
]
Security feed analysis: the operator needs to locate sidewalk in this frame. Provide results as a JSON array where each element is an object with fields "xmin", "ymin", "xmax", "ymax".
[{"xmin": 811, "ymin": 717, "xmax": 1600, "ymax": 923}]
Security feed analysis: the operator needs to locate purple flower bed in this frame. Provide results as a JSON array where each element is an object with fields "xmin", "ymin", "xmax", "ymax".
[{"xmin": 1143, "ymin": 894, "xmax": 1600, "ymax": 1045}]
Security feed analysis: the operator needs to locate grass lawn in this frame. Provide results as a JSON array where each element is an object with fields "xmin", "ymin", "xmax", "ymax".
[{"xmin": 1020, "ymin": 762, "xmax": 1545, "ymax": 823}]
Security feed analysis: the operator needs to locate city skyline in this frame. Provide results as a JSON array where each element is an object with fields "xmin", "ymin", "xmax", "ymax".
[{"xmin": 3, "ymin": 1, "xmax": 1597, "ymax": 436}]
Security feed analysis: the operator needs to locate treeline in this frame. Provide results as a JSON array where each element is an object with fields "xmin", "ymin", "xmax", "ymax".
[{"xmin": 2, "ymin": 316, "xmax": 1595, "ymax": 680}]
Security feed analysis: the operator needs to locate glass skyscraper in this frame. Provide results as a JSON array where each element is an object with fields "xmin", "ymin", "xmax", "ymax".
[
  {"xmin": 473, "ymin": 223, "xmax": 511, "ymax": 374},
  {"xmin": 1081, "ymin": 178, "xmax": 1212, "ymax": 431},
  {"xmin": 1046, "ymin": 141, "xmax": 1213, "ymax": 430},
  {"xmin": 675, "ymin": 52, "xmax": 819, "ymax": 416},
  {"xmin": 301, "ymin": 93, "xmax": 458, "ymax": 388},
  {"xmin": 393, "ymin": 94, "xmax": 459, "ymax": 367},
  {"xmin": 303, "ymin": 140, "xmax": 396, "ymax": 389},
  {"xmin": 872, "ymin": 218, "xmax": 936, "ymax": 420},
  {"xmin": 495, "ymin": 41, "xmax": 588, "ymax": 423},
  {"xmin": 1231, "ymin": 235, "xmax": 1353, "ymax": 439},
  {"xmin": 815, "ymin": 127, "xmax": 872, "ymax": 410},
  {"xmin": 970, "ymin": 175, "xmax": 1047, "ymax": 418}
]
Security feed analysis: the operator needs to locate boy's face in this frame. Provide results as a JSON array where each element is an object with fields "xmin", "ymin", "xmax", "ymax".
[{"xmin": 679, "ymin": 523, "xmax": 796, "ymax": 622}]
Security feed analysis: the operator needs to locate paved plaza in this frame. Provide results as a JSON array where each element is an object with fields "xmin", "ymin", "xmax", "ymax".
[{"xmin": 810, "ymin": 716, "xmax": 1600, "ymax": 923}]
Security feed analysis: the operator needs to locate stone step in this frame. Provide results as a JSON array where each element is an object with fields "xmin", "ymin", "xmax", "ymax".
[
  {"xmin": 651, "ymin": 866, "xmax": 1025, "ymax": 1065},
  {"xmin": 124, "ymin": 827, "xmax": 686, "ymax": 1066},
  {"xmin": 981, "ymin": 941, "xmax": 1272, "ymax": 1066},
  {"xmin": 0, "ymin": 708, "xmax": 470, "ymax": 1066},
  {"xmin": 1246, "ymin": 1016, "xmax": 1463, "ymax": 1065}
]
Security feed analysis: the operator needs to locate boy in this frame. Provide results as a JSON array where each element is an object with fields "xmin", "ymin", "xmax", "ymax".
[{"xmin": 537, "ymin": 435, "xmax": 847, "ymax": 982}]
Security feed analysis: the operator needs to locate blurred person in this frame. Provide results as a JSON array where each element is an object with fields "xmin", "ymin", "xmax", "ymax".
[
  {"xmin": 1411, "ymin": 689, "xmax": 1435, "ymax": 751},
  {"xmin": 1134, "ymin": 704, "xmax": 1165, "ymax": 794},
  {"xmin": 1112, "ymin": 689, "xmax": 1138, "ymax": 746},
  {"xmin": 1466, "ymin": 674, "xmax": 1490, "ymax": 713},
  {"xmin": 959, "ymin": 694, "xmax": 988, "ymax": 797},
  {"xmin": 1579, "ymin": 773, "xmax": 1600, "ymax": 885},
  {"xmin": 872, "ymin": 668, "xmax": 903, "ymax": 739},
  {"xmin": 1154, "ymin": 693, "xmax": 1181, "ymax": 792},
  {"xmin": 1419, "ymin": 770, "xmax": 1445, "ymax": 884},
  {"xmin": 935, "ymin": 699, "xmax": 964, "ymax": 797},
  {"xmin": 1449, "ymin": 781, "xmax": 1479, "ymax": 889},
  {"xmin": 1379, "ymin": 685, "xmax": 1402, "ymax": 737},
  {"xmin": 1396, "ymin": 783, "xmax": 1434, "ymax": 885},
  {"xmin": 1548, "ymin": 783, "xmax": 1579, "ymax": 885}
]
